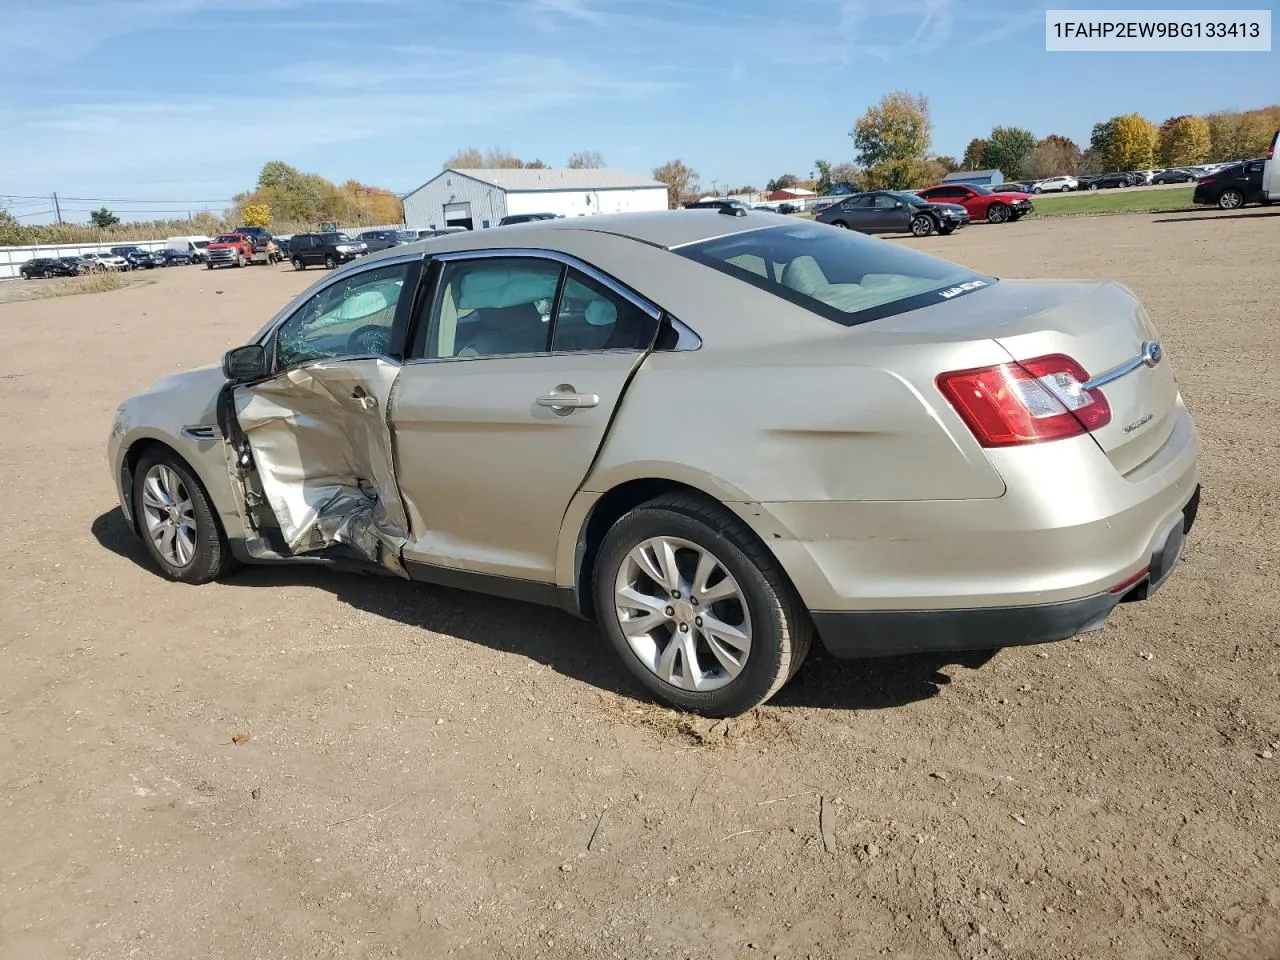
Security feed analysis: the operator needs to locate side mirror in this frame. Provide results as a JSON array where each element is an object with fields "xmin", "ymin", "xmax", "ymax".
[
  {"xmin": 894, "ymin": 201, "xmax": 904, "ymax": 208},
  {"xmin": 223, "ymin": 344, "xmax": 267, "ymax": 382}
]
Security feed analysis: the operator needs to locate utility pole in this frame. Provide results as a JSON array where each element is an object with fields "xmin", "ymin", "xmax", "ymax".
[{"xmin": 52, "ymin": 193, "xmax": 63, "ymax": 225}]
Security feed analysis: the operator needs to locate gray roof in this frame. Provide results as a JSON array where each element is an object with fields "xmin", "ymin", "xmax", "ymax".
[{"xmin": 428, "ymin": 167, "xmax": 668, "ymax": 194}]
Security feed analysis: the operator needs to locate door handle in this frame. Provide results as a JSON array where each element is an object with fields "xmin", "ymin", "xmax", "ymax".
[{"xmin": 536, "ymin": 388, "xmax": 599, "ymax": 414}]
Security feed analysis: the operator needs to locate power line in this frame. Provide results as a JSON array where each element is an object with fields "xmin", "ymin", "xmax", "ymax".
[{"xmin": 0, "ymin": 193, "xmax": 234, "ymax": 204}]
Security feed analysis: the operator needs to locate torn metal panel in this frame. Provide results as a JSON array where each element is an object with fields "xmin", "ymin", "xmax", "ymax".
[{"xmin": 233, "ymin": 359, "xmax": 409, "ymax": 575}]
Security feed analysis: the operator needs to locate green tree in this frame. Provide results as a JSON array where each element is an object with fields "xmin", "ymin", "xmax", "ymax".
[
  {"xmin": 1089, "ymin": 118, "xmax": 1118, "ymax": 160},
  {"xmin": 567, "ymin": 151, "xmax": 604, "ymax": 169},
  {"xmin": 1158, "ymin": 115, "xmax": 1211, "ymax": 166},
  {"xmin": 653, "ymin": 159, "xmax": 699, "ymax": 209},
  {"xmin": 961, "ymin": 138, "xmax": 987, "ymax": 170},
  {"xmin": 814, "ymin": 160, "xmax": 834, "ymax": 195},
  {"xmin": 980, "ymin": 126, "xmax": 1037, "ymax": 179},
  {"xmin": 852, "ymin": 91, "xmax": 932, "ymax": 190},
  {"xmin": 89, "ymin": 207, "xmax": 120, "ymax": 228},
  {"xmin": 1108, "ymin": 113, "xmax": 1158, "ymax": 169},
  {"xmin": 766, "ymin": 173, "xmax": 799, "ymax": 192},
  {"xmin": 525, "ymin": 159, "xmax": 549, "ymax": 169}
]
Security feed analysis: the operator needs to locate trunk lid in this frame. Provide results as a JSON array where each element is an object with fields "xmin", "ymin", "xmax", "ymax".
[{"xmin": 871, "ymin": 279, "xmax": 1179, "ymax": 475}]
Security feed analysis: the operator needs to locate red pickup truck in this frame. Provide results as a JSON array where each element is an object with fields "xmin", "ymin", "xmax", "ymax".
[{"xmin": 205, "ymin": 233, "xmax": 257, "ymax": 269}]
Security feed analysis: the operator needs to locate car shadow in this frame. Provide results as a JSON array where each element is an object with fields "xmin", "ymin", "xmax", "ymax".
[
  {"xmin": 92, "ymin": 507, "xmax": 997, "ymax": 714},
  {"xmin": 1153, "ymin": 209, "xmax": 1280, "ymax": 224}
]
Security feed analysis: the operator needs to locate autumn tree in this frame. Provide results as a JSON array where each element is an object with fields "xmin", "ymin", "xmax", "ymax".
[
  {"xmin": 1026, "ymin": 134, "xmax": 1083, "ymax": 178},
  {"xmin": 1106, "ymin": 113, "xmax": 1159, "ymax": 170},
  {"xmin": 90, "ymin": 207, "xmax": 120, "ymax": 228},
  {"xmin": 766, "ymin": 173, "xmax": 799, "ymax": 192},
  {"xmin": 961, "ymin": 138, "xmax": 987, "ymax": 170},
  {"xmin": 239, "ymin": 203, "xmax": 272, "ymax": 227},
  {"xmin": 567, "ymin": 151, "xmax": 604, "ymax": 169},
  {"xmin": 1157, "ymin": 115, "xmax": 1211, "ymax": 166},
  {"xmin": 852, "ymin": 91, "xmax": 932, "ymax": 189},
  {"xmin": 1206, "ymin": 109, "xmax": 1275, "ymax": 161},
  {"xmin": 653, "ymin": 159, "xmax": 699, "ymax": 209},
  {"xmin": 979, "ymin": 126, "xmax": 1037, "ymax": 180},
  {"xmin": 525, "ymin": 159, "xmax": 549, "ymax": 169},
  {"xmin": 816, "ymin": 160, "xmax": 862, "ymax": 195}
]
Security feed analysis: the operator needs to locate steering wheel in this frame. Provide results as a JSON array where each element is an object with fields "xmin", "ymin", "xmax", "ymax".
[{"xmin": 347, "ymin": 324, "xmax": 390, "ymax": 357}]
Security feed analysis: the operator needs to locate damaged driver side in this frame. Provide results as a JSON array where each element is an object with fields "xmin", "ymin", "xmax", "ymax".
[{"xmin": 221, "ymin": 260, "xmax": 419, "ymax": 575}]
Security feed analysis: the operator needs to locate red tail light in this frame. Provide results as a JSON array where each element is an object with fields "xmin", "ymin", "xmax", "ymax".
[{"xmin": 936, "ymin": 354, "xmax": 1112, "ymax": 447}]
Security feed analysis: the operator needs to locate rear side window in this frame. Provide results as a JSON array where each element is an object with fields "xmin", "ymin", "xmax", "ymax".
[{"xmin": 677, "ymin": 225, "xmax": 991, "ymax": 327}]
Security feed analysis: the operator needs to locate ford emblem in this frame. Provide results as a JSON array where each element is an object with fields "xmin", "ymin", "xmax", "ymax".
[{"xmin": 1141, "ymin": 340, "xmax": 1162, "ymax": 367}]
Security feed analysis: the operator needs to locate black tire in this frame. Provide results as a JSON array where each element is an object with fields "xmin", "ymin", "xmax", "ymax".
[
  {"xmin": 324, "ymin": 254, "xmax": 337, "ymax": 269},
  {"xmin": 1032, "ymin": 186, "xmax": 1043, "ymax": 194},
  {"xmin": 292, "ymin": 257, "xmax": 306, "ymax": 271},
  {"xmin": 235, "ymin": 254, "xmax": 246, "ymax": 268},
  {"xmin": 830, "ymin": 220, "xmax": 850, "ymax": 229},
  {"xmin": 987, "ymin": 203, "xmax": 1010, "ymax": 224},
  {"xmin": 910, "ymin": 214, "xmax": 936, "ymax": 237},
  {"xmin": 131, "ymin": 449, "xmax": 234, "ymax": 585},
  {"xmin": 1089, "ymin": 183, "xmax": 1099, "ymax": 191},
  {"xmin": 206, "ymin": 262, "xmax": 214, "ymax": 270},
  {"xmin": 592, "ymin": 493, "xmax": 813, "ymax": 717},
  {"xmin": 939, "ymin": 225, "xmax": 956, "ymax": 235},
  {"xmin": 1217, "ymin": 189, "xmax": 1244, "ymax": 210}
]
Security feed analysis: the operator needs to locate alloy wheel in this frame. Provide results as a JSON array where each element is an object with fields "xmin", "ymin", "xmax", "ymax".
[
  {"xmin": 988, "ymin": 204, "xmax": 1009, "ymax": 223},
  {"xmin": 911, "ymin": 215, "xmax": 934, "ymax": 237},
  {"xmin": 1219, "ymin": 190, "xmax": 1243, "ymax": 210},
  {"xmin": 140, "ymin": 463, "xmax": 198, "ymax": 568},
  {"xmin": 613, "ymin": 536, "xmax": 753, "ymax": 692}
]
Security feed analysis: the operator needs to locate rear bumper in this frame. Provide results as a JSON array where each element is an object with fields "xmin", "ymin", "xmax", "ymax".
[{"xmin": 815, "ymin": 484, "xmax": 1199, "ymax": 658}]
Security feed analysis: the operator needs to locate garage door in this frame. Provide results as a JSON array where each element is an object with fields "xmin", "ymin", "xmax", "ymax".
[{"xmin": 443, "ymin": 202, "xmax": 473, "ymax": 231}]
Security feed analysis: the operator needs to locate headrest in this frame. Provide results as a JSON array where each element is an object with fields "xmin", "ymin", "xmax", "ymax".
[{"xmin": 585, "ymin": 299, "xmax": 617, "ymax": 326}]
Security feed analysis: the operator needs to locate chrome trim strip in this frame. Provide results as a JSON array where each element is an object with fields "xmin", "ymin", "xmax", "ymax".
[
  {"xmin": 180, "ymin": 424, "xmax": 223, "ymax": 441},
  {"xmin": 429, "ymin": 247, "xmax": 662, "ymax": 320},
  {"xmin": 1082, "ymin": 341, "xmax": 1162, "ymax": 391}
]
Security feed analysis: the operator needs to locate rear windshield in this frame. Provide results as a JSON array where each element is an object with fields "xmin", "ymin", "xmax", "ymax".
[{"xmin": 676, "ymin": 224, "xmax": 992, "ymax": 327}]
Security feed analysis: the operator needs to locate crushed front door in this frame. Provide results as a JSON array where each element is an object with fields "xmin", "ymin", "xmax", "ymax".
[{"xmin": 228, "ymin": 260, "xmax": 417, "ymax": 575}]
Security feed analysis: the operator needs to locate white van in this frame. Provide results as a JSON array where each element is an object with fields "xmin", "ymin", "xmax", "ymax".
[
  {"xmin": 1264, "ymin": 130, "xmax": 1280, "ymax": 201},
  {"xmin": 166, "ymin": 236, "xmax": 213, "ymax": 262}
]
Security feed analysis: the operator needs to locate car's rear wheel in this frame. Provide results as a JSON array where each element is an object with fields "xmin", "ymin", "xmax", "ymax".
[
  {"xmin": 132, "ymin": 451, "xmax": 233, "ymax": 584},
  {"xmin": 593, "ymin": 494, "xmax": 812, "ymax": 716},
  {"xmin": 1218, "ymin": 188, "xmax": 1244, "ymax": 210},
  {"xmin": 1089, "ymin": 182, "xmax": 1099, "ymax": 191},
  {"xmin": 292, "ymin": 257, "xmax": 306, "ymax": 271},
  {"xmin": 910, "ymin": 214, "xmax": 936, "ymax": 237},
  {"xmin": 324, "ymin": 254, "xmax": 337, "ymax": 269},
  {"xmin": 987, "ymin": 203, "xmax": 1010, "ymax": 224}
]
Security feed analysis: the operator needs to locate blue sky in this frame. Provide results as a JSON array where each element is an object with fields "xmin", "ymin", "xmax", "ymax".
[{"xmin": 0, "ymin": 0, "xmax": 1275, "ymax": 222}]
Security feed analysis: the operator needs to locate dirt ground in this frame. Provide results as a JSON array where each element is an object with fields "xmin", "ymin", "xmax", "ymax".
[{"xmin": 1, "ymin": 211, "xmax": 1278, "ymax": 960}]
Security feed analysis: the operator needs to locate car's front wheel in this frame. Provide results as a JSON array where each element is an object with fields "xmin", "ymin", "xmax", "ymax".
[
  {"xmin": 324, "ymin": 254, "xmax": 337, "ymax": 269},
  {"xmin": 593, "ymin": 494, "xmax": 812, "ymax": 716},
  {"xmin": 132, "ymin": 450, "xmax": 233, "ymax": 584},
  {"xmin": 910, "ymin": 214, "xmax": 936, "ymax": 237},
  {"xmin": 1217, "ymin": 188, "xmax": 1244, "ymax": 210},
  {"xmin": 987, "ymin": 203, "xmax": 1010, "ymax": 223}
]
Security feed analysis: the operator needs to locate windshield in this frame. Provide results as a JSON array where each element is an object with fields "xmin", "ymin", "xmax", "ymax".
[
  {"xmin": 194, "ymin": 240, "xmax": 209, "ymax": 248},
  {"xmin": 677, "ymin": 224, "xmax": 990, "ymax": 327},
  {"xmin": 967, "ymin": 185, "xmax": 994, "ymax": 195},
  {"xmin": 888, "ymin": 191, "xmax": 928, "ymax": 206},
  {"xmin": 215, "ymin": 235, "xmax": 241, "ymax": 243}
]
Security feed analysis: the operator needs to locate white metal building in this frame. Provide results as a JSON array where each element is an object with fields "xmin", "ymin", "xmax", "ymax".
[{"xmin": 401, "ymin": 168, "xmax": 670, "ymax": 231}]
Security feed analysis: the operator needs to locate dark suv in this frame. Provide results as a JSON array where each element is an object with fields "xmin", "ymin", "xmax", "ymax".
[
  {"xmin": 110, "ymin": 246, "xmax": 162, "ymax": 269},
  {"xmin": 356, "ymin": 229, "xmax": 404, "ymax": 252},
  {"xmin": 288, "ymin": 233, "xmax": 369, "ymax": 270}
]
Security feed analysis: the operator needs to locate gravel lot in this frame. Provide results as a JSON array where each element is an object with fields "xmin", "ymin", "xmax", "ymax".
[{"xmin": 2, "ymin": 210, "xmax": 1278, "ymax": 960}]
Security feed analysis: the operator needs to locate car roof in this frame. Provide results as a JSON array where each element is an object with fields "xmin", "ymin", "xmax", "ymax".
[{"xmin": 364, "ymin": 210, "xmax": 784, "ymax": 263}]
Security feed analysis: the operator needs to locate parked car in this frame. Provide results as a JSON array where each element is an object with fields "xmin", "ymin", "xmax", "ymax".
[
  {"xmin": 498, "ymin": 212, "xmax": 561, "ymax": 225},
  {"xmin": 110, "ymin": 246, "xmax": 161, "ymax": 269},
  {"xmin": 108, "ymin": 211, "xmax": 1200, "ymax": 716},
  {"xmin": 1193, "ymin": 159, "xmax": 1268, "ymax": 209},
  {"xmin": 205, "ymin": 234, "xmax": 258, "ymax": 269},
  {"xmin": 158, "ymin": 249, "xmax": 195, "ymax": 266},
  {"xmin": 1151, "ymin": 169, "xmax": 1198, "ymax": 184},
  {"xmin": 166, "ymin": 236, "xmax": 212, "ymax": 263},
  {"xmin": 274, "ymin": 237, "xmax": 292, "ymax": 259},
  {"xmin": 816, "ymin": 190, "xmax": 969, "ymax": 236},
  {"xmin": 916, "ymin": 183, "xmax": 1034, "ymax": 223},
  {"xmin": 681, "ymin": 199, "xmax": 748, "ymax": 213},
  {"xmin": 19, "ymin": 257, "xmax": 71, "ymax": 279},
  {"xmin": 288, "ymin": 232, "xmax": 368, "ymax": 269},
  {"xmin": 991, "ymin": 182, "xmax": 1031, "ymax": 194},
  {"xmin": 81, "ymin": 252, "xmax": 130, "ymax": 271},
  {"xmin": 1084, "ymin": 172, "xmax": 1139, "ymax": 190},
  {"xmin": 57, "ymin": 256, "xmax": 94, "ymax": 275},
  {"xmin": 357, "ymin": 230, "xmax": 404, "ymax": 253},
  {"xmin": 1031, "ymin": 176, "xmax": 1078, "ymax": 193}
]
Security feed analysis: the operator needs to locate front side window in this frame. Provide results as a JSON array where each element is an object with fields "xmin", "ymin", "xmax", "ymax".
[
  {"xmin": 871, "ymin": 194, "xmax": 900, "ymax": 209},
  {"xmin": 274, "ymin": 262, "xmax": 411, "ymax": 368},
  {"xmin": 677, "ymin": 224, "xmax": 990, "ymax": 327},
  {"xmin": 423, "ymin": 258, "xmax": 562, "ymax": 359}
]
